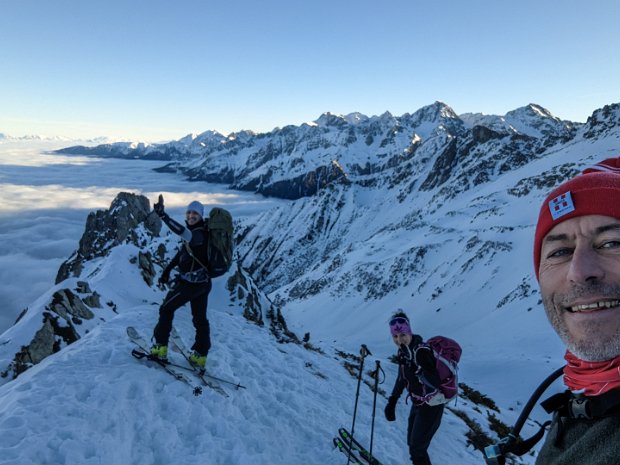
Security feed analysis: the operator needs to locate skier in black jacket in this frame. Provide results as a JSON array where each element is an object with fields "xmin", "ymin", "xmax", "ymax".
[
  {"xmin": 384, "ymin": 311, "xmax": 444, "ymax": 465},
  {"xmin": 150, "ymin": 195, "xmax": 211, "ymax": 369}
]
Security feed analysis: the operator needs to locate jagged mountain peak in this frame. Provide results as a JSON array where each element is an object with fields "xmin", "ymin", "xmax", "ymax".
[
  {"xmin": 504, "ymin": 104, "xmax": 577, "ymax": 139},
  {"xmin": 226, "ymin": 129, "xmax": 256, "ymax": 141},
  {"xmin": 176, "ymin": 130, "xmax": 227, "ymax": 148},
  {"xmin": 399, "ymin": 101, "xmax": 463, "ymax": 139},
  {"xmin": 583, "ymin": 102, "xmax": 620, "ymax": 139},
  {"xmin": 504, "ymin": 103, "xmax": 558, "ymax": 125},
  {"xmin": 313, "ymin": 112, "xmax": 350, "ymax": 127},
  {"xmin": 515, "ymin": 103, "xmax": 555, "ymax": 118},
  {"xmin": 343, "ymin": 112, "xmax": 370, "ymax": 125},
  {"xmin": 402, "ymin": 101, "xmax": 459, "ymax": 122},
  {"xmin": 460, "ymin": 104, "xmax": 578, "ymax": 140},
  {"xmin": 312, "ymin": 111, "xmax": 378, "ymax": 127}
]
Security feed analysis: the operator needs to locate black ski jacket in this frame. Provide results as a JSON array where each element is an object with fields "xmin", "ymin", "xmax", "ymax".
[
  {"xmin": 389, "ymin": 334, "xmax": 441, "ymax": 401},
  {"xmin": 162, "ymin": 219, "xmax": 209, "ymax": 275}
]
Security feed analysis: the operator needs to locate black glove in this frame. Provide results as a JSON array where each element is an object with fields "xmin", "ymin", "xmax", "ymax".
[
  {"xmin": 384, "ymin": 396, "xmax": 397, "ymax": 421},
  {"xmin": 153, "ymin": 194, "xmax": 165, "ymax": 217},
  {"xmin": 158, "ymin": 268, "xmax": 171, "ymax": 286}
]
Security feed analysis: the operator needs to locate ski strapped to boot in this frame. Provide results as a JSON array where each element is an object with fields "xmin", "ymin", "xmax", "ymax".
[
  {"xmin": 127, "ymin": 326, "xmax": 203, "ymax": 396},
  {"xmin": 169, "ymin": 327, "xmax": 246, "ymax": 396}
]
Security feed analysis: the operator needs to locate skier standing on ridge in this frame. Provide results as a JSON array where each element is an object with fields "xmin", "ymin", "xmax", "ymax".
[
  {"xmin": 150, "ymin": 195, "xmax": 211, "ymax": 370},
  {"xmin": 384, "ymin": 311, "xmax": 445, "ymax": 465}
]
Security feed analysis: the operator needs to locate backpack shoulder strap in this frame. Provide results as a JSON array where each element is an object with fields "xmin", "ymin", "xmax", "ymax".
[
  {"xmin": 183, "ymin": 241, "xmax": 208, "ymax": 270},
  {"xmin": 412, "ymin": 342, "xmax": 432, "ymax": 366},
  {"xmin": 542, "ymin": 388, "xmax": 620, "ymax": 420}
]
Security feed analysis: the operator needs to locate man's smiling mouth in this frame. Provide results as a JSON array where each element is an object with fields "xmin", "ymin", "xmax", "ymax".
[{"xmin": 568, "ymin": 300, "xmax": 620, "ymax": 313}]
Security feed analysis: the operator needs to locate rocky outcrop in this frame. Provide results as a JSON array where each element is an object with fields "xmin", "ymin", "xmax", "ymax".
[
  {"xmin": 7, "ymin": 288, "xmax": 100, "ymax": 378},
  {"xmin": 254, "ymin": 162, "xmax": 351, "ymax": 199},
  {"xmin": 56, "ymin": 192, "xmax": 161, "ymax": 282},
  {"xmin": 226, "ymin": 263, "xmax": 299, "ymax": 344},
  {"xmin": 583, "ymin": 103, "xmax": 620, "ymax": 139}
]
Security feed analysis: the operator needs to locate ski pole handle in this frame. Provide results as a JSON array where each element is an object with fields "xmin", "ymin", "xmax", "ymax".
[{"xmin": 361, "ymin": 344, "xmax": 372, "ymax": 357}]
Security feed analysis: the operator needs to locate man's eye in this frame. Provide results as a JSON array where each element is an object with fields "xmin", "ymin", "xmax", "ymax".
[
  {"xmin": 547, "ymin": 247, "xmax": 572, "ymax": 259},
  {"xmin": 601, "ymin": 240, "xmax": 620, "ymax": 249}
]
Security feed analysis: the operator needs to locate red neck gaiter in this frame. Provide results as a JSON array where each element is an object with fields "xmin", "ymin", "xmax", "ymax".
[{"xmin": 564, "ymin": 351, "xmax": 620, "ymax": 396}]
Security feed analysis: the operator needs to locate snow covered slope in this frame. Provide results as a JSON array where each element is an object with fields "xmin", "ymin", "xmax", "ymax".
[{"xmin": 0, "ymin": 199, "xmax": 514, "ymax": 465}]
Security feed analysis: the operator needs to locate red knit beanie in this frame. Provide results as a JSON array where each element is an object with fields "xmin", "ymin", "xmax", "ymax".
[{"xmin": 533, "ymin": 157, "xmax": 620, "ymax": 280}]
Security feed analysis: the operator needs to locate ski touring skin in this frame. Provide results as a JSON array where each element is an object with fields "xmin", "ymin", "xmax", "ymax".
[
  {"xmin": 169, "ymin": 327, "xmax": 235, "ymax": 397},
  {"xmin": 127, "ymin": 326, "xmax": 203, "ymax": 396},
  {"xmin": 333, "ymin": 437, "xmax": 364, "ymax": 465},
  {"xmin": 338, "ymin": 428, "xmax": 384, "ymax": 465}
]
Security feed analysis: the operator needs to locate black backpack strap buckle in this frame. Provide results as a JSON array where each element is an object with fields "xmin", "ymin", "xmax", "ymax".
[
  {"xmin": 569, "ymin": 396, "xmax": 592, "ymax": 419},
  {"xmin": 542, "ymin": 391, "xmax": 593, "ymax": 419}
]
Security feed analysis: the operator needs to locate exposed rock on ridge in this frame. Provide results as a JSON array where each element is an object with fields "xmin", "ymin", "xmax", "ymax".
[{"xmin": 56, "ymin": 192, "xmax": 161, "ymax": 283}]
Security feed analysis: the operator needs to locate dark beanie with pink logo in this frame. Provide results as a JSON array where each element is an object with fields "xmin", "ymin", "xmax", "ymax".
[{"xmin": 533, "ymin": 157, "xmax": 620, "ymax": 280}]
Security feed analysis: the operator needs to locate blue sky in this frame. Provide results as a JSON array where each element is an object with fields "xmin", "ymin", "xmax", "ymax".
[{"xmin": 2, "ymin": 0, "xmax": 619, "ymax": 141}]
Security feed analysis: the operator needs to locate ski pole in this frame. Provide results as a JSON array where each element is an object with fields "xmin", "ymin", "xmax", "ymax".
[
  {"xmin": 198, "ymin": 371, "xmax": 247, "ymax": 390},
  {"xmin": 347, "ymin": 344, "xmax": 371, "ymax": 465},
  {"xmin": 369, "ymin": 360, "xmax": 385, "ymax": 464}
]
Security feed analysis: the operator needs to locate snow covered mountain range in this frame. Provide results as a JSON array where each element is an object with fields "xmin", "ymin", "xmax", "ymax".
[
  {"xmin": 56, "ymin": 102, "xmax": 582, "ymax": 200},
  {"xmin": 1, "ymin": 101, "xmax": 619, "ymax": 464}
]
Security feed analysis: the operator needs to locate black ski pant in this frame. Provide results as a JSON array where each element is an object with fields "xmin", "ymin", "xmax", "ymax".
[
  {"xmin": 407, "ymin": 403, "xmax": 444, "ymax": 465},
  {"xmin": 153, "ymin": 278, "xmax": 212, "ymax": 355}
]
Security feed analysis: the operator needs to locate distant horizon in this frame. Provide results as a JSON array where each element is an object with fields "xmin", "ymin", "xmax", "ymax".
[{"xmin": 0, "ymin": 100, "xmax": 611, "ymax": 144}]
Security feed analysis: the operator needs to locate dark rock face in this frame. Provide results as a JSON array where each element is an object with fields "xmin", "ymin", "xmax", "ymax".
[
  {"xmin": 56, "ymin": 192, "xmax": 161, "ymax": 283},
  {"xmin": 5, "ymin": 192, "xmax": 166, "ymax": 381},
  {"xmin": 420, "ymin": 138, "xmax": 459, "ymax": 191},
  {"xmin": 226, "ymin": 263, "xmax": 299, "ymax": 344},
  {"xmin": 8, "ymin": 288, "xmax": 97, "ymax": 377},
  {"xmin": 583, "ymin": 103, "xmax": 620, "ymax": 139},
  {"xmin": 256, "ymin": 162, "xmax": 351, "ymax": 199},
  {"xmin": 472, "ymin": 125, "xmax": 505, "ymax": 144}
]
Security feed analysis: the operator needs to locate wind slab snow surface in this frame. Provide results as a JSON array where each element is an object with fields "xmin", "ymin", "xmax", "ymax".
[{"xmin": 5, "ymin": 120, "xmax": 620, "ymax": 465}]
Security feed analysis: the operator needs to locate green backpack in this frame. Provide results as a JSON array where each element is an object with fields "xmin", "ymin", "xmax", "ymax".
[{"xmin": 205, "ymin": 207, "xmax": 234, "ymax": 278}]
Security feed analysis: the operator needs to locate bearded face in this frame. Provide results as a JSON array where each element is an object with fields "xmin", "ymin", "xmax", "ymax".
[{"xmin": 538, "ymin": 215, "xmax": 620, "ymax": 362}]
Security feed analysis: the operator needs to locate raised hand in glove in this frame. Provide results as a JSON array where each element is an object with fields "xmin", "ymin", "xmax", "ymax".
[
  {"xmin": 153, "ymin": 194, "xmax": 166, "ymax": 217},
  {"xmin": 384, "ymin": 396, "xmax": 397, "ymax": 421}
]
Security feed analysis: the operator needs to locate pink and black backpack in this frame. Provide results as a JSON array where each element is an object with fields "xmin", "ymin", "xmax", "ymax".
[{"xmin": 415, "ymin": 336, "xmax": 462, "ymax": 402}]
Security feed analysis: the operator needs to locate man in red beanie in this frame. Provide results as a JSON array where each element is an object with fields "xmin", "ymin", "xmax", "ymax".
[{"xmin": 532, "ymin": 157, "xmax": 620, "ymax": 465}]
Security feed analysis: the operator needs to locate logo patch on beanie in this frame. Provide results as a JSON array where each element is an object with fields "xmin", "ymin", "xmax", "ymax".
[{"xmin": 549, "ymin": 191, "xmax": 575, "ymax": 220}]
